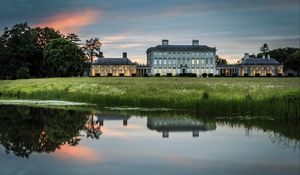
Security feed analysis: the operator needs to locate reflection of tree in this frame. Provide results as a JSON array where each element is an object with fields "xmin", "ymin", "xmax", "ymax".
[
  {"xmin": 85, "ymin": 114, "xmax": 102, "ymax": 139},
  {"xmin": 0, "ymin": 105, "xmax": 88, "ymax": 158},
  {"xmin": 204, "ymin": 117, "xmax": 300, "ymax": 150}
]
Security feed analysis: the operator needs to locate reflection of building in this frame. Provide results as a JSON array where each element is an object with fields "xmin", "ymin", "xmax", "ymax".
[
  {"xmin": 90, "ymin": 52, "xmax": 137, "ymax": 76},
  {"xmin": 94, "ymin": 113, "xmax": 131, "ymax": 126},
  {"xmin": 146, "ymin": 40, "xmax": 217, "ymax": 76},
  {"xmin": 147, "ymin": 116, "xmax": 216, "ymax": 138},
  {"xmin": 216, "ymin": 53, "xmax": 284, "ymax": 76}
]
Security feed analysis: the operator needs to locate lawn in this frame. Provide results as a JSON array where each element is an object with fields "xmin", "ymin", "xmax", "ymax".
[{"xmin": 0, "ymin": 77, "xmax": 299, "ymax": 118}]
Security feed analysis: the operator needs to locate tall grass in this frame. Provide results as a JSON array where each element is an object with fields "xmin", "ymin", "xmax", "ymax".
[{"xmin": 0, "ymin": 77, "xmax": 299, "ymax": 119}]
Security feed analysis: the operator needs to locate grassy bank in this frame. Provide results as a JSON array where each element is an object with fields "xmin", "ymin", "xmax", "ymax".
[{"xmin": 0, "ymin": 77, "xmax": 299, "ymax": 119}]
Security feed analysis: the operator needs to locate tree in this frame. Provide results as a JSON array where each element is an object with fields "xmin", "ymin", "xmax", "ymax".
[
  {"xmin": 82, "ymin": 38, "xmax": 102, "ymax": 63},
  {"xmin": 43, "ymin": 38, "xmax": 85, "ymax": 77},
  {"xmin": 0, "ymin": 23, "xmax": 62, "ymax": 79},
  {"xmin": 65, "ymin": 33, "xmax": 81, "ymax": 44},
  {"xmin": 215, "ymin": 55, "xmax": 227, "ymax": 65},
  {"xmin": 0, "ymin": 23, "xmax": 40, "ymax": 79},
  {"xmin": 35, "ymin": 27, "xmax": 62, "ymax": 48},
  {"xmin": 260, "ymin": 43, "xmax": 270, "ymax": 54}
]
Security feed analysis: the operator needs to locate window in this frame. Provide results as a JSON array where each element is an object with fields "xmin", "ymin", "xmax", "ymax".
[
  {"xmin": 206, "ymin": 58, "xmax": 208, "ymax": 64},
  {"xmin": 159, "ymin": 59, "xmax": 161, "ymax": 65},
  {"xmin": 196, "ymin": 59, "xmax": 199, "ymax": 65},
  {"xmin": 154, "ymin": 59, "xmax": 157, "ymax": 65}
]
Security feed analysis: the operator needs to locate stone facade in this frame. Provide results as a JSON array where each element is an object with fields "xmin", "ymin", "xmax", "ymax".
[
  {"xmin": 90, "ymin": 52, "xmax": 137, "ymax": 77},
  {"xmin": 146, "ymin": 40, "xmax": 217, "ymax": 76}
]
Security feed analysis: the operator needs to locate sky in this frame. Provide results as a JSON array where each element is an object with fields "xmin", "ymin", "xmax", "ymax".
[{"xmin": 0, "ymin": 0, "xmax": 299, "ymax": 63}]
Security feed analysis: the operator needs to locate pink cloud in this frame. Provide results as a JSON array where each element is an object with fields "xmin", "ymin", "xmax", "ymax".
[
  {"xmin": 33, "ymin": 9, "xmax": 100, "ymax": 34},
  {"xmin": 52, "ymin": 145, "xmax": 100, "ymax": 164}
]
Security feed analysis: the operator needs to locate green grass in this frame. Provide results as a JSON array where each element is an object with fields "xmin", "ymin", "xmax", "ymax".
[{"xmin": 0, "ymin": 77, "xmax": 299, "ymax": 119}]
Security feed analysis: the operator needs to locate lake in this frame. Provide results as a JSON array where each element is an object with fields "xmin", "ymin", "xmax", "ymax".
[{"xmin": 0, "ymin": 105, "xmax": 299, "ymax": 175}]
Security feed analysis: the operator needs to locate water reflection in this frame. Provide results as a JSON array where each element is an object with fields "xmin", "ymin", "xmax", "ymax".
[
  {"xmin": 0, "ymin": 105, "xmax": 299, "ymax": 160},
  {"xmin": 0, "ymin": 105, "xmax": 87, "ymax": 158},
  {"xmin": 147, "ymin": 116, "xmax": 216, "ymax": 138}
]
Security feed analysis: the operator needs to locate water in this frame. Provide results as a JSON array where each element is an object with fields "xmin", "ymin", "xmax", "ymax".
[{"xmin": 0, "ymin": 105, "xmax": 299, "ymax": 175}]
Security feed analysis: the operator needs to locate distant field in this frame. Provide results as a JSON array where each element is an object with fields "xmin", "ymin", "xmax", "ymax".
[{"xmin": 0, "ymin": 77, "xmax": 299, "ymax": 118}]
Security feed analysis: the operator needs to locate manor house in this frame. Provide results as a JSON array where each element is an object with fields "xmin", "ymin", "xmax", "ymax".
[{"xmin": 146, "ymin": 40, "xmax": 216, "ymax": 76}]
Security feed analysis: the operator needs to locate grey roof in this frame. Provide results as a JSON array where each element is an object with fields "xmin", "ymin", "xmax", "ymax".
[
  {"xmin": 147, "ymin": 45, "xmax": 216, "ymax": 52},
  {"xmin": 241, "ymin": 58, "xmax": 280, "ymax": 65},
  {"xmin": 93, "ymin": 58, "xmax": 134, "ymax": 65}
]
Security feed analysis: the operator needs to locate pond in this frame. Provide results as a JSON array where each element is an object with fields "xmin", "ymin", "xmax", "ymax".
[{"xmin": 0, "ymin": 105, "xmax": 299, "ymax": 175}]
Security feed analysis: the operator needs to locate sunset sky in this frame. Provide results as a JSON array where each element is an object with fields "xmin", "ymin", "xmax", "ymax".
[{"xmin": 0, "ymin": 0, "xmax": 299, "ymax": 63}]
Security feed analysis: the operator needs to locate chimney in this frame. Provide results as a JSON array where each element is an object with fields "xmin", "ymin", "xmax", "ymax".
[
  {"xmin": 267, "ymin": 54, "xmax": 270, "ymax": 60},
  {"xmin": 162, "ymin": 39, "xmax": 169, "ymax": 46},
  {"xmin": 99, "ymin": 51, "xmax": 104, "ymax": 58},
  {"xmin": 123, "ymin": 52, "xmax": 127, "ymax": 58},
  {"xmin": 192, "ymin": 40, "xmax": 199, "ymax": 46},
  {"xmin": 244, "ymin": 53, "xmax": 250, "ymax": 60}
]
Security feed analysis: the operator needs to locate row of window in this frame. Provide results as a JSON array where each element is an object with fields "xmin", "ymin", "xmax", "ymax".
[
  {"xmin": 153, "ymin": 52, "xmax": 214, "ymax": 56},
  {"xmin": 153, "ymin": 58, "xmax": 214, "ymax": 65},
  {"xmin": 94, "ymin": 67, "xmax": 135, "ymax": 72},
  {"xmin": 153, "ymin": 68, "xmax": 214, "ymax": 74}
]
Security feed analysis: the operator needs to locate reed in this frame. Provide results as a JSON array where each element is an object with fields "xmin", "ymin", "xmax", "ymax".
[{"xmin": 0, "ymin": 77, "xmax": 299, "ymax": 119}]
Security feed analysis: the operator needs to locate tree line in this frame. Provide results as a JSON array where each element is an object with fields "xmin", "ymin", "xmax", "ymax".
[{"xmin": 0, "ymin": 23, "xmax": 102, "ymax": 79}]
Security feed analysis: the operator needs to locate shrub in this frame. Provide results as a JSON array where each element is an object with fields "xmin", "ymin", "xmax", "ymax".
[
  {"xmin": 143, "ymin": 73, "xmax": 149, "ymax": 77},
  {"xmin": 232, "ymin": 73, "xmax": 238, "ymax": 77},
  {"xmin": 277, "ymin": 73, "xmax": 283, "ymax": 77},
  {"xmin": 266, "ymin": 73, "xmax": 272, "ymax": 77},
  {"xmin": 208, "ymin": 73, "xmax": 213, "ymax": 77},
  {"xmin": 244, "ymin": 73, "xmax": 248, "ymax": 77},
  {"xmin": 202, "ymin": 91, "xmax": 209, "ymax": 100},
  {"xmin": 155, "ymin": 73, "xmax": 160, "ymax": 77},
  {"xmin": 221, "ymin": 73, "xmax": 225, "ymax": 77},
  {"xmin": 202, "ymin": 73, "xmax": 207, "ymax": 77},
  {"xmin": 95, "ymin": 73, "xmax": 100, "ymax": 77},
  {"xmin": 287, "ymin": 73, "xmax": 294, "ymax": 77},
  {"xmin": 16, "ymin": 67, "xmax": 30, "ymax": 79},
  {"xmin": 255, "ymin": 73, "xmax": 260, "ymax": 77},
  {"xmin": 131, "ymin": 73, "xmax": 136, "ymax": 77},
  {"xmin": 119, "ymin": 73, "xmax": 124, "ymax": 77},
  {"xmin": 107, "ymin": 73, "xmax": 113, "ymax": 76},
  {"xmin": 167, "ymin": 73, "xmax": 172, "ymax": 77}
]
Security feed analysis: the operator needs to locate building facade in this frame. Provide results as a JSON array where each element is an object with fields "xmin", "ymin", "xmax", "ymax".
[
  {"xmin": 146, "ymin": 40, "xmax": 217, "ymax": 76},
  {"xmin": 90, "ymin": 52, "xmax": 137, "ymax": 76},
  {"xmin": 216, "ymin": 53, "xmax": 284, "ymax": 76},
  {"xmin": 239, "ymin": 53, "xmax": 283, "ymax": 76}
]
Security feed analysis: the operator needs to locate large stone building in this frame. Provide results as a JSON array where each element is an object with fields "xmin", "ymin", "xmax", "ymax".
[
  {"xmin": 216, "ymin": 53, "xmax": 284, "ymax": 76},
  {"xmin": 146, "ymin": 40, "xmax": 217, "ymax": 76},
  {"xmin": 90, "ymin": 52, "xmax": 137, "ymax": 76}
]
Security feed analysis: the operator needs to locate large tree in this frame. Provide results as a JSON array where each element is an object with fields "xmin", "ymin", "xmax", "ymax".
[
  {"xmin": 0, "ymin": 23, "xmax": 62, "ymax": 79},
  {"xmin": 82, "ymin": 38, "xmax": 102, "ymax": 63},
  {"xmin": 43, "ymin": 38, "xmax": 85, "ymax": 77}
]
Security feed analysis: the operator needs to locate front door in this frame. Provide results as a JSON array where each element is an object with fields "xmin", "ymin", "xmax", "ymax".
[{"xmin": 182, "ymin": 69, "xmax": 186, "ymax": 74}]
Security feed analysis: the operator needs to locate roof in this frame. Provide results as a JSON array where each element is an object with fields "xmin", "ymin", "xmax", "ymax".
[
  {"xmin": 147, "ymin": 45, "xmax": 216, "ymax": 53},
  {"xmin": 92, "ymin": 58, "xmax": 135, "ymax": 65},
  {"xmin": 241, "ymin": 58, "xmax": 280, "ymax": 65}
]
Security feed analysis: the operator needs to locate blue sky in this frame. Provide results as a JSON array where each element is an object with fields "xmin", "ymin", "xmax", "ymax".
[{"xmin": 0, "ymin": 0, "xmax": 299, "ymax": 63}]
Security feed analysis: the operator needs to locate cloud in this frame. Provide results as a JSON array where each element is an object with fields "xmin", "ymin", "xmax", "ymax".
[
  {"xmin": 52, "ymin": 145, "xmax": 100, "ymax": 164},
  {"xmin": 33, "ymin": 9, "xmax": 100, "ymax": 34},
  {"xmin": 102, "ymin": 34, "xmax": 128, "ymax": 44}
]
